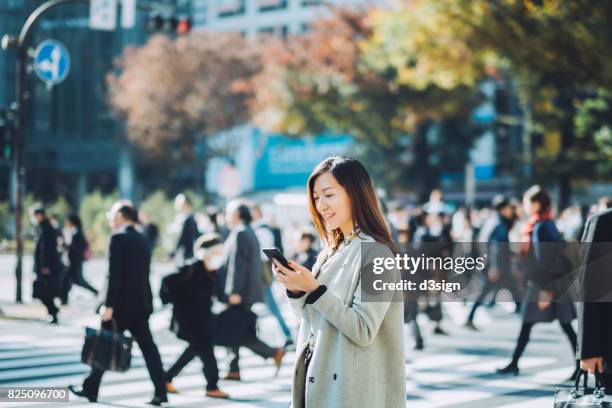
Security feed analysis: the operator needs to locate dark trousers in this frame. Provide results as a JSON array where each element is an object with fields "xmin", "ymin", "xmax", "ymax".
[
  {"xmin": 61, "ymin": 263, "xmax": 98, "ymax": 302},
  {"xmin": 166, "ymin": 342, "xmax": 220, "ymax": 391},
  {"xmin": 467, "ymin": 275, "xmax": 521, "ymax": 322},
  {"xmin": 228, "ymin": 337, "xmax": 277, "ymax": 372},
  {"xmin": 82, "ymin": 318, "xmax": 166, "ymax": 399},
  {"xmin": 511, "ymin": 321, "xmax": 577, "ymax": 365},
  {"xmin": 41, "ymin": 297, "xmax": 58, "ymax": 317}
]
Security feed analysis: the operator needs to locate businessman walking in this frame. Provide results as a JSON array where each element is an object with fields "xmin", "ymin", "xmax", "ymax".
[{"xmin": 70, "ymin": 203, "xmax": 168, "ymax": 405}]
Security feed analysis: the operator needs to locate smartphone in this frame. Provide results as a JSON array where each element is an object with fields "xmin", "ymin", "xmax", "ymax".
[{"xmin": 262, "ymin": 247, "xmax": 294, "ymax": 274}]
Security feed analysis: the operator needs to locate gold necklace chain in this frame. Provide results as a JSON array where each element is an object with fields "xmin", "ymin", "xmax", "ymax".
[{"xmin": 336, "ymin": 226, "xmax": 360, "ymax": 254}]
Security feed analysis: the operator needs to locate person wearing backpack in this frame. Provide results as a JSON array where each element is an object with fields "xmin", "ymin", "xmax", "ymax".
[
  {"xmin": 160, "ymin": 233, "xmax": 229, "ymax": 399},
  {"xmin": 497, "ymin": 185, "xmax": 578, "ymax": 380},
  {"xmin": 61, "ymin": 214, "xmax": 98, "ymax": 303}
]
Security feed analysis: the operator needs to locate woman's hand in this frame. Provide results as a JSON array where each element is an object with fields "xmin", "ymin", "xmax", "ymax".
[{"xmin": 272, "ymin": 260, "xmax": 319, "ymax": 293}]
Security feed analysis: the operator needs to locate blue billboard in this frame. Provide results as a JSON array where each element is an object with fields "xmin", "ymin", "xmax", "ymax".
[{"xmin": 253, "ymin": 130, "xmax": 352, "ymax": 190}]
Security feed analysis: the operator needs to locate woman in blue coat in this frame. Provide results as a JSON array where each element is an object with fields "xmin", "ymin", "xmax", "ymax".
[{"xmin": 497, "ymin": 185, "xmax": 578, "ymax": 379}]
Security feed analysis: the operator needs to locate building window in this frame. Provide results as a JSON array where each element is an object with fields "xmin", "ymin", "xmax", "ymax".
[
  {"xmin": 217, "ymin": 0, "xmax": 245, "ymax": 17},
  {"xmin": 258, "ymin": 0, "xmax": 287, "ymax": 12},
  {"xmin": 258, "ymin": 25, "xmax": 288, "ymax": 38}
]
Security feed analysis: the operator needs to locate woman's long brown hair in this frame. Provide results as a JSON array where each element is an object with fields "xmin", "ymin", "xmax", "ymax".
[{"xmin": 307, "ymin": 156, "xmax": 394, "ymax": 251}]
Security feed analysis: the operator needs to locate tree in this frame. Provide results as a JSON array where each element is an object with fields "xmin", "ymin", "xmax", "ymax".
[
  {"xmin": 107, "ymin": 32, "xmax": 261, "ymax": 192},
  {"xmin": 443, "ymin": 0, "xmax": 612, "ymax": 205},
  {"xmin": 249, "ymin": 6, "xmax": 488, "ymax": 198}
]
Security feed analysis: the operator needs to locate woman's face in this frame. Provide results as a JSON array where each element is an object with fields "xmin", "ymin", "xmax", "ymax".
[{"xmin": 312, "ymin": 172, "xmax": 353, "ymax": 233}]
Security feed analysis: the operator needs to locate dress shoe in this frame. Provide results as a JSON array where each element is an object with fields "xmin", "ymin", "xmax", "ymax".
[
  {"xmin": 496, "ymin": 363, "xmax": 519, "ymax": 376},
  {"xmin": 148, "ymin": 394, "xmax": 168, "ymax": 406},
  {"xmin": 273, "ymin": 348, "xmax": 286, "ymax": 377},
  {"xmin": 68, "ymin": 385, "xmax": 97, "ymax": 402},
  {"xmin": 165, "ymin": 382, "xmax": 178, "ymax": 394},
  {"xmin": 223, "ymin": 371, "xmax": 241, "ymax": 381},
  {"xmin": 46, "ymin": 315, "xmax": 58, "ymax": 325},
  {"xmin": 206, "ymin": 389, "xmax": 230, "ymax": 399},
  {"xmin": 414, "ymin": 339, "xmax": 424, "ymax": 351},
  {"xmin": 464, "ymin": 321, "xmax": 478, "ymax": 331},
  {"xmin": 433, "ymin": 326, "xmax": 449, "ymax": 335}
]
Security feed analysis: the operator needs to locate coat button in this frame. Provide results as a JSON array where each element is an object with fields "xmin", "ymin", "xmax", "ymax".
[
  {"xmin": 308, "ymin": 376, "xmax": 315, "ymax": 383},
  {"xmin": 333, "ymin": 373, "xmax": 337, "ymax": 380}
]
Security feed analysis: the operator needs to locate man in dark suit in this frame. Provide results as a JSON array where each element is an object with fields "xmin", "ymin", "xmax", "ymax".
[
  {"xmin": 171, "ymin": 194, "xmax": 200, "ymax": 265},
  {"xmin": 31, "ymin": 206, "xmax": 62, "ymax": 324},
  {"xmin": 578, "ymin": 206, "xmax": 612, "ymax": 388},
  {"xmin": 70, "ymin": 203, "xmax": 168, "ymax": 406},
  {"xmin": 223, "ymin": 200, "xmax": 284, "ymax": 380}
]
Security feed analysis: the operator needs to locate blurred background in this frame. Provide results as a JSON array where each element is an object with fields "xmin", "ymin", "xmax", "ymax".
[{"xmin": 0, "ymin": 1, "xmax": 611, "ymax": 407}]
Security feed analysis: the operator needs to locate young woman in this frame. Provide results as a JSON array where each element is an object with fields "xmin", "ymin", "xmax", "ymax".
[
  {"xmin": 62, "ymin": 214, "xmax": 98, "ymax": 302},
  {"xmin": 497, "ymin": 185, "xmax": 578, "ymax": 378},
  {"xmin": 272, "ymin": 156, "xmax": 405, "ymax": 408}
]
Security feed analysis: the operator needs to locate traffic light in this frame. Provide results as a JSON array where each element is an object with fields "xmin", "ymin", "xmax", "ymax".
[
  {"xmin": 176, "ymin": 17, "xmax": 192, "ymax": 36},
  {"xmin": 147, "ymin": 14, "xmax": 191, "ymax": 36}
]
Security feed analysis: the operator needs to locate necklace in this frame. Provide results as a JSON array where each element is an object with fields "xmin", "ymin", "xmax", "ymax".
[{"xmin": 336, "ymin": 226, "xmax": 361, "ymax": 253}]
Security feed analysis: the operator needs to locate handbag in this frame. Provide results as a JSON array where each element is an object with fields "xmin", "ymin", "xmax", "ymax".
[
  {"xmin": 554, "ymin": 370, "xmax": 611, "ymax": 407},
  {"xmin": 81, "ymin": 320, "xmax": 133, "ymax": 372},
  {"xmin": 32, "ymin": 275, "xmax": 57, "ymax": 300},
  {"xmin": 212, "ymin": 306, "xmax": 257, "ymax": 347}
]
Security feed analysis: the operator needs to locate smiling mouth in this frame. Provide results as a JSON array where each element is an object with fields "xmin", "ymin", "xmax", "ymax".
[{"xmin": 323, "ymin": 213, "xmax": 336, "ymax": 221}]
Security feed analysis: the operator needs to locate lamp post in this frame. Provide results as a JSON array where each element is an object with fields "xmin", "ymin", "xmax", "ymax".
[
  {"xmin": 2, "ymin": 0, "xmax": 91, "ymax": 303},
  {"xmin": 2, "ymin": 0, "xmax": 165, "ymax": 303}
]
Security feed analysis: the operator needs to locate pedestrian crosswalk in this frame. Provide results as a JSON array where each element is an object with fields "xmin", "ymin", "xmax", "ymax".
[
  {"xmin": 0, "ymin": 302, "xmax": 579, "ymax": 408},
  {"xmin": 0, "ymin": 314, "xmax": 296, "ymax": 408}
]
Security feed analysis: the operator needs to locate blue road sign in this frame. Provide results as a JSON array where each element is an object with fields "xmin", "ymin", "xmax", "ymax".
[{"xmin": 33, "ymin": 40, "xmax": 70, "ymax": 86}]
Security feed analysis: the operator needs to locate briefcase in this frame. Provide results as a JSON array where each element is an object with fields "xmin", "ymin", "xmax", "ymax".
[
  {"xmin": 32, "ymin": 275, "xmax": 57, "ymax": 300},
  {"xmin": 213, "ymin": 306, "xmax": 257, "ymax": 347},
  {"xmin": 81, "ymin": 321, "xmax": 133, "ymax": 372},
  {"xmin": 554, "ymin": 370, "xmax": 611, "ymax": 407}
]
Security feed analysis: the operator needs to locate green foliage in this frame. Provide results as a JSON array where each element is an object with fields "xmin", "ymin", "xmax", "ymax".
[
  {"xmin": 79, "ymin": 191, "xmax": 118, "ymax": 255},
  {"xmin": 48, "ymin": 196, "xmax": 71, "ymax": 221},
  {"xmin": 575, "ymin": 89, "xmax": 612, "ymax": 174},
  {"xmin": 139, "ymin": 191, "xmax": 176, "ymax": 258}
]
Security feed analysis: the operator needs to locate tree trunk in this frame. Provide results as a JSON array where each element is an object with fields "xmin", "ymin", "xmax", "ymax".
[
  {"xmin": 557, "ymin": 90, "xmax": 576, "ymax": 209},
  {"xmin": 412, "ymin": 120, "xmax": 437, "ymax": 202}
]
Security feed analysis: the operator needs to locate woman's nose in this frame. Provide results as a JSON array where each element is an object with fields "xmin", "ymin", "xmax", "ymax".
[{"xmin": 316, "ymin": 198, "xmax": 327, "ymax": 212}]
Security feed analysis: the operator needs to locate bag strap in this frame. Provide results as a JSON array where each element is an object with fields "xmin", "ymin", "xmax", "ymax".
[{"xmin": 571, "ymin": 370, "xmax": 607, "ymax": 400}]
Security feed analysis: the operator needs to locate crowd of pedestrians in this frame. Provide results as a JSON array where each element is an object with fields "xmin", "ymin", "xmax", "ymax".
[{"xmin": 25, "ymin": 154, "xmax": 612, "ymax": 406}]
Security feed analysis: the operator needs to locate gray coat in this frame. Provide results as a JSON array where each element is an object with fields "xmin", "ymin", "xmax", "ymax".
[
  {"xmin": 223, "ymin": 223, "xmax": 264, "ymax": 307},
  {"xmin": 287, "ymin": 233, "xmax": 406, "ymax": 408}
]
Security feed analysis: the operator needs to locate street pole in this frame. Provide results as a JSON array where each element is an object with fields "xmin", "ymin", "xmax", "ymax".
[
  {"xmin": 2, "ymin": 0, "xmax": 157, "ymax": 303},
  {"xmin": 3, "ymin": 0, "xmax": 88, "ymax": 303}
]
